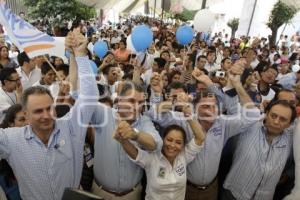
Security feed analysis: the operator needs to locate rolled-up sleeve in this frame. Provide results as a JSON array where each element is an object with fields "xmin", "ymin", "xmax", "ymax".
[
  {"xmin": 185, "ymin": 138, "xmax": 204, "ymax": 164},
  {"xmin": 138, "ymin": 115, "xmax": 163, "ymax": 151},
  {"xmin": 207, "ymin": 85, "xmax": 239, "ymax": 115},
  {"xmin": 129, "ymin": 147, "xmax": 151, "ymax": 168}
]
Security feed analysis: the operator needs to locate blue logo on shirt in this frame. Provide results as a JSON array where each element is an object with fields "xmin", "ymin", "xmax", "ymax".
[
  {"xmin": 176, "ymin": 164, "xmax": 185, "ymax": 176},
  {"xmin": 211, "ymin": 127, "xmax": 222, "ymax": 136}
]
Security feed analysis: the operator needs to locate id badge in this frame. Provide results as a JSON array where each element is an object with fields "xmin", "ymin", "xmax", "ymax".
[{"xmin": 84, "ymin": 145, "xmax": 94, "ymax": 168}]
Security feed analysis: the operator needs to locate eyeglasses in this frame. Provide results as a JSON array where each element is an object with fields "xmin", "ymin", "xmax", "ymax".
[{"xmin": 6, "ymin": 78, "xmax": 20, "ymax": 82}]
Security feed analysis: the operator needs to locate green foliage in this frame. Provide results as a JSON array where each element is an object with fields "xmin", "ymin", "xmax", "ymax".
[
  {"xmin": 267, "ymin": 1, "xmax": 298, "ymax": 30},
  {"xmin": 227, "ymin": 18, "xmax": 239, "ymax": 32},
  {"xmin": 267, "ymin": 1, "xmax": 298, "ymax": 46},
  {"xmin": 23, "ymin": 0, "xmax": 96, "ymax": 22},
  {"xmin": 227, "ymin": 18, "xmax": 239, "ymax": 38},
  {"xmin": 174, "ymin": 9, "xmax": 198, "ymax": 22}
]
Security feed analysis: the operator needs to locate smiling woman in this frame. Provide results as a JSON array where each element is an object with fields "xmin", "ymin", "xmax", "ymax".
[{"xmin": 116, "ymin": 122, "xmax": 205, "ymax": 200}]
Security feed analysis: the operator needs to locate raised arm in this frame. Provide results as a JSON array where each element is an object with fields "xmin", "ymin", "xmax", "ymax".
[
  {"xmin": 115, "ymin": 120, "xmax": 159, "ymax": 151},
  {"xmin": 192, "ymin": 68, "xmax": 239, "ymax": 114},
  {"xmin": 183, "ymin": 104, "xmax": 205, "ymax": 146},
  {"xmin": 64, "ymin": 31, "xmax": 99, "ymax": 137},
  {"xmin": 68, "ymin": 53, "xmax": 78, "ymax": 92},
  {"xmin": 228, "ymin": 59, "xmax": 255, "ymax": 108},
  {"xmin": 114, "ymin": 129, "xmax": 151, "ymax": 168}
]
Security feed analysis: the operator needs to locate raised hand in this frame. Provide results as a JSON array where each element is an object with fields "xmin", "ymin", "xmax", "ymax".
[
  {"xmin": 229, "ymin": 58, "xmax": 247, "ymax": 75},
  {"xmin": 65, "ymin": 32, "xmax": 75, "ymax": 54},
  {"xmin": 192, "ymin": 67, "xmax": 213, "ymax": 86},
  {"xmin": 72, "ymin": 31, "xmax": 88, "ymax": 57},
  {"xmin": 228, "ymin": 59, "xmax": 247, "ymax": 86}
]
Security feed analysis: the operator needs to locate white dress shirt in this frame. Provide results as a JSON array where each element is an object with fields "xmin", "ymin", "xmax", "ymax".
[
  {"xmin": 16, "ymin": 67, "xmax": 41, "ymax": 90},
  {"xmin": 0, "ymin": 87, "xmax": 16, "ymax": 122}
]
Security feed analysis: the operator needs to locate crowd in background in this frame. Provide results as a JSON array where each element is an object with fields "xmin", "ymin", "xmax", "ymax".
[{"xmin": 0, "ymin": 15, "xmax": 299, "ymax": 200}]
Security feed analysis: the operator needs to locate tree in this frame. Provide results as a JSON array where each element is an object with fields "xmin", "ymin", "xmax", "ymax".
[
  {"xmin": 267, "ymin": 1, "xmax": 298, "ymax": 47},
  {"xmin": 23, "ymin": 0, "xmax": 96, "ymax": 22},
  {"xmin": 227, "ymin": 18, "xmax": 239, "ymax": 39},
  {"xmin": 174, "ymin": 8, "xmax": 198, "ymax": 22}
]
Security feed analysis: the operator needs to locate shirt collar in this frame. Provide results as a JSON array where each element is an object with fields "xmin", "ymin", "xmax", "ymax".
[
  {"xmin": 261, "ymin": 123, "xmax": 290, "ymax": 147},
  {"xmin": 25, "ymin": 122, "xmax": 60, "ymax": 141}
]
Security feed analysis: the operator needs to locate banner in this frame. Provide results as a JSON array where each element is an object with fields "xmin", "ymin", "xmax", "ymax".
[{"xmin": 0, "ymin": 0, "xmax": 65, "ymax": 58}]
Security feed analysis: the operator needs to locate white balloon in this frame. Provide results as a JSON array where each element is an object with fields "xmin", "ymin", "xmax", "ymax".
[
  {"xmin": 193, "ymin": 9, "xmax": 216, "ymax": 32},
  {"xmin": 292, "ymin": 65, "xmax": 300, "ymax": 72},
  {"xmin": 126, "ymin": 34, "xmax": 137, "ymax": 54}
]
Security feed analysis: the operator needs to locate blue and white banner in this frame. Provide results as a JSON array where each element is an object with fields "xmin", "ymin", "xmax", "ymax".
[{"xmin": 0, "ymin": 0, "xmax": 65, "ymax": 58}]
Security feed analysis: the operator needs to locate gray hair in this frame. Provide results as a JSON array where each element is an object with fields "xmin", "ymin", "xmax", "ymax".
[{"xmin": 21, "ymin": 86, "xmax": 53, "ymax": 108}]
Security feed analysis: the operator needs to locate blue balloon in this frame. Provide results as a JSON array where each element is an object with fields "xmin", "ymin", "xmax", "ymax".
[
  {"xmin": 94, "ymin": 41, "xmax": 108, "ymax": 59},
  {"xmin": 65, "ymin": 49, "xmax": 71, "ymax": 60},
  {"xmin": 89, "ymin": 60, "xmax": 98, "ymax": 76},
  {"xmin": 131, "ymin": 25, "xmax": 153, "ymax": 52},
  {"xmin": 176, "ymin": 25, "xmax": 194, "ymax": 45}
]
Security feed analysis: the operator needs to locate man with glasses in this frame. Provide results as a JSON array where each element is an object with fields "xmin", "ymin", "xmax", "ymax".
[{"xmin": 0, "ymin": 67, "xmax": 22, "ymax": 122}]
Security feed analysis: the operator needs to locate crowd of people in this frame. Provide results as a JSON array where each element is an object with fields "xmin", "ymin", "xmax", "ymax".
[{"xmin": 0, "ymin": 15, "xmax": 299, "ymax": 200}]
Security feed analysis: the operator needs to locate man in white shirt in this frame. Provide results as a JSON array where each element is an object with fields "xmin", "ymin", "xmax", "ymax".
[
  {"xmin": 33, "ymin": 62, "xmax": 59, "ymax": 99},
  {"xmin": 87, "ymin": 34, "xmax": 97, "ymax": 55},
  {"xmin": 111, "ymin": 31, "xmax": 121, "ymax": 45},
  {"xmin": 142, "ymin": 57, "xmax": 166, "ymax": 86},
  {"xmin": 269, "ymin": 46, "xmax": 277, "ymax": 64},
  {"xmin": 0, "ymin": 67, "xmax": 22, "ymax": 122},
  {"xmin": 98, "ymin": 63, "xmax": 119, "ymax": 98},
  {"xmin": 16, "ymin": 52, "xmax": 41, "ymax": 90}
]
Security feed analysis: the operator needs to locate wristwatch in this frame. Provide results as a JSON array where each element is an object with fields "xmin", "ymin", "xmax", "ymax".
[{"xmin": 132, "ymin": 128, "xmax": 140, "ymax": 141}]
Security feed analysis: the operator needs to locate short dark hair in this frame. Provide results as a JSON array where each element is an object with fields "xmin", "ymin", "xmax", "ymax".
[
  {"xmin": 0, "ymin": 67, "xmax": 17, "ymax": 85},
  {"xmin": 162, "ymin": 124, "xmax": 187, "ymax": 144},
  {"xmin": 119, "ymin": 81, "xmax": 144, "ymax": 96},
  {"xmin": 221, "ymin": 57, "xmax": 231, "ymax": 65},
  {"xmin": 41, "ymin": 62, "xmax": 53, "ymax": 75},
  {"xmin": 98, "ymin": 96, "xmax": 113, "ymax": 107},
  {"xmin": 154, "ymin": 57, "xmax": 166, "ymax": 68},
  {"xmin": 265, "ymin": 100, "xmax": 297, "ymax": 123},
  {"xmin": 119, "ymin": 39, "xmax": 126, "ymax": 46},
  {"xmin": 21, "ymin": 86, "xmax": 53, "ymax": 108},
  {"xmin": 102, "ymin": 63, "xmax": 117, "ymax": 75},
  {"xmin": 56, "ymin": 64, "xmax": 69, "ymax": 77},
  {"xmin": 160, "ymin": 50, "xmax": 170, "ymax": 58},
  {"xmin": 197, "ymin": 55, "xmax": 207, "ymax": 62},
  {"xmin": 17, "ymin": 52, "xmax": 30, "ymax": 66},
  {"xmin": 260, "ymin": 65, "xmax": 278, "ymax": 75},
  {"xmin": 167, "ymin": 81, "xmax": 187, "ymax": 93},
  {"xmin": 168, "ymin": 70, "xmax": 182, "ymax": 83}
]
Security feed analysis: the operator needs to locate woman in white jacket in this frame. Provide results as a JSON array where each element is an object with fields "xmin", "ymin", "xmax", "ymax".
[{"xmin": 114, "ymin": 106, "xmax": 205, "ymax": 200}]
